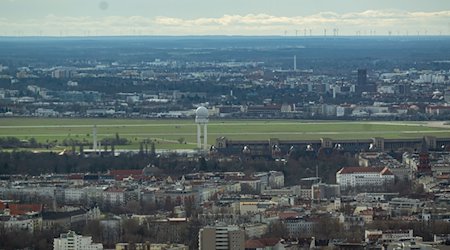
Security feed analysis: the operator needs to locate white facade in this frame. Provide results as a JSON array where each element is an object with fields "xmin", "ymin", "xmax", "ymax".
[
  {"xmin": 102, "ymin": 189, "xmax": 125, "ymax": 205},
  {"xmin": 268, "ymin": 171, "xmax": 284, "ymax": 189},
  {"xmin": 336, "ymin": 167, "xmax": 394, "ymax": 188},
  {"xmin": 1, "ymin": 216, "xmax": 42, "ymax": 233},
  {"xmin": 283, "ymin": 218, "xmax": 316, "ymax": 237},
  {"xmin": 65, "ymin": 188, "xmax": 86, "ymax": 203},
  {"xmin": 53, "ymin": 231, "xmax": 103, "ymax": 250}
]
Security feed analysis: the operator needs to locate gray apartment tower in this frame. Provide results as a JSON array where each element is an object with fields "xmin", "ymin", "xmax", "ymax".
[{"xmin": 199, "ymin": 225, "xmax": 245, "ymax": 250}]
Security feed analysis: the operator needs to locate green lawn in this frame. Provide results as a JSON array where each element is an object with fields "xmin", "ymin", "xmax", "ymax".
[{"xmin": 0, "ymin": 118, "xmax": 448, "ymax": 150}]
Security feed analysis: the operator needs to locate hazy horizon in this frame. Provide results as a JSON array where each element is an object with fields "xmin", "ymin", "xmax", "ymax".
[{"xmin": 0, "ymin": 0, "xmax": 449, "ymax": 36}]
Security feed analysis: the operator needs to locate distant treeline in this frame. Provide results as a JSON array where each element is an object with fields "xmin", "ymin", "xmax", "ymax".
[
  {"xmin": 0, "ymin": 135, "xmax": 130, "ymax": 150},
  {"xmin": 0, "ymin": 151, "xmax": 151, "ymax": 175},
  {"xmin": 0, "ymin": 137, "xmax": 41, "ymax": 149}
]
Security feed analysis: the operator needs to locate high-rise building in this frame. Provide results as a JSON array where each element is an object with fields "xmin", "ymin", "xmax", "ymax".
[
  {"xmin": 199, "ymin": 225, "xmax": 245, "ymax": 250},
  {"xmin": 53, "ymin": 231, "xmax": 103, "ymax": 250},
  {"xmin": 357, "ymin": 69, "xmax": 367, "ymax": 85},
  {"xmin": 51, "ymin": 69, "xmax": 73, "ymax": 79}
]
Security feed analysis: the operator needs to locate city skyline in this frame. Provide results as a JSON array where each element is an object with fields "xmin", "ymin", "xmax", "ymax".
[{"xmin": 0, "ymin": 0, "xmax": 449, "ymax": 36}]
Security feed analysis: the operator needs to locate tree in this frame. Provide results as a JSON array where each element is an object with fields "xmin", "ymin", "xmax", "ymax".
[
  {"xmin": 164, "ymin": 196, "xmax": 174, "ymax": 211},
  {"xmin": 150, "ymin": 142, "xmax": 156, "ymax": 156},
  {"xmin": 122, "ymin": 219, "xmax": 142, "ymax": 243},
  {"xmin": 314, "ymin": 217, "xmax": 343, "ymax": 240},
  {"xmin": 263, "ymin": 221, "xmax": 288, "ymax": 238},
  {"xmin": 82, "ymin": 220, "xmax": 103, "ymax": 243}
]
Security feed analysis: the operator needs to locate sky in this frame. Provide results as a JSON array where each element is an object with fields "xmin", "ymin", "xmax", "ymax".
[{"xmin": 0, "ymin": 0, "xmax": 449, "ymax": 36}]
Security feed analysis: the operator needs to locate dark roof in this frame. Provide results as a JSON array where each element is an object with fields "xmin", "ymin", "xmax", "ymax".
[
  {"xmin": 42, "ymin": 209, "xmax": 86, "ymax": 220},
  {"xmin": 337, "ymin": 167, "xmax": 393, "ymax": 175}
]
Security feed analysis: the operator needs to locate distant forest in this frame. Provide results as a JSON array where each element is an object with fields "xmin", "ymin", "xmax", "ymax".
[{"xmin": 0, "ymin": 37, "xmax": 449, "ymax": 71}]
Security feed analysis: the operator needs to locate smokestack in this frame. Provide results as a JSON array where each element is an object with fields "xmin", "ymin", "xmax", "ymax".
[{"xmin": 294, "ymin": 55, "xmax": 297, "ymax": 71}]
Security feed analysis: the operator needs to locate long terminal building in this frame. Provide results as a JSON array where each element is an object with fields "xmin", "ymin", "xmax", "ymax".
[{"xmin": 214, "ymin": 136, "xmax": 450, "ymax": 156}]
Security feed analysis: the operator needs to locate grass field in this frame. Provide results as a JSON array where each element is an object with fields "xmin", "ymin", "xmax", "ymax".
[{"xmin": 0, "ymin": 118, "xmax": 449, "ymax": 150}]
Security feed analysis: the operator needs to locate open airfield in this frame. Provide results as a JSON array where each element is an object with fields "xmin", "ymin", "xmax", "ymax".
[{"xmin": 0, "ymin": 118, "xmax": 449, "ymax": 150}]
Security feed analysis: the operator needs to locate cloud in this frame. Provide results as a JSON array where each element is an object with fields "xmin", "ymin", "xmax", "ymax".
[{"xmin": 0, "ymin": 10, "xmax": 449, "ymax": 36}]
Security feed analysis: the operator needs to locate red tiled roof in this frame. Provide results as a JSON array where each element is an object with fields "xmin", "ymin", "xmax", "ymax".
[
  {"xmin": 8, "ymin": 204, "xmax": 43, "ymax": 216},
  {"xmin": 338, "ymin": 167, "xmax": 393, "ymax": 175},
  {"xmin": 110, "ymin": 169, "xmax": 144, "ymax": 181},
  {"xmin": 259, "ymin": 238, "xmax": 281, "ymax": 246},
  {"xmin": 360, "ymin": 209, "xmax": 374, "ymax": 215},
  {"xmin": 245, "ymin": 239, "xmax": 265, "ymax": 248},
  {"xmin": 436, "ymin": 174, "xmax": 450, "ymax": 180},
  {"xmin": 380, "ymin": 167, "xmax": 393, "ymax": 175},
  {"xmin": 110, "ymin": 169, "xmax": 143, "ymax": 176},
  {"xmin": 427, "ymin": 105, "xmax": 450, "ymax": 110},
  {"xmin": 245, "ymin": 238, "xmax": 281, "ymax": 248},
  {"xmin": 68, "ymin": 174, "xmax": 84, "ymax": 180},
  {"xmin": 0, "ymin": 201, "xmax": 5, "ymax": 210},
  {"xmin": 279, "ymin": 211, "xmax": 299, "ymax": 219}
]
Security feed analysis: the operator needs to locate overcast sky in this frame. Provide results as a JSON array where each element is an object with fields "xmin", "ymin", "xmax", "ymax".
[{"xmin": 0, "ymin": 0, "xmax": 449, "ymax": 36}]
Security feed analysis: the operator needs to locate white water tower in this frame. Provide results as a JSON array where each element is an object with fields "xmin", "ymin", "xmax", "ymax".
[{"xmin": 195, "ymin": 106, "xmax": 209, "ymax": 150}]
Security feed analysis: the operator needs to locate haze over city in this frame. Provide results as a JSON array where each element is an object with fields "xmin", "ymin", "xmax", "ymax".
[{"xmin": 1, "ymin": 0, "xmax": 450, "ymax": 250}]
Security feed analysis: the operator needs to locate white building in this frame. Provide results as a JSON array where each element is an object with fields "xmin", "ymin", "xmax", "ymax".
[
  {"xmin": 365, "ymin": 229, "xmax": 416, "ymax": 244},
  {"xmin": 53, "ymin": 231, "xmax": 103, "ymax": 250},
  {"xmin": 336, "ymin": 167, "xmax": 394, "ymax": 189},
  {"xmin": 239, "ymin": 201, "xmax": 276, "ymax": 215},
  {"xmin": 268, "ymin": 171, "xmax": 284, "ymax": 189},
  {"xmin": 388, "ymin": 198, "xmax": 423, "ymax": 216},
  {"xmin": 283, "ymin": 217, "xmax": 316, "ymax": 237},
  {"xmin": 64, "ymin": 188, "xmax": 86, "ymax": 204},
  {"xmin": 102, "ymin": 187, "xmax": 125, "ymax": 205}
]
